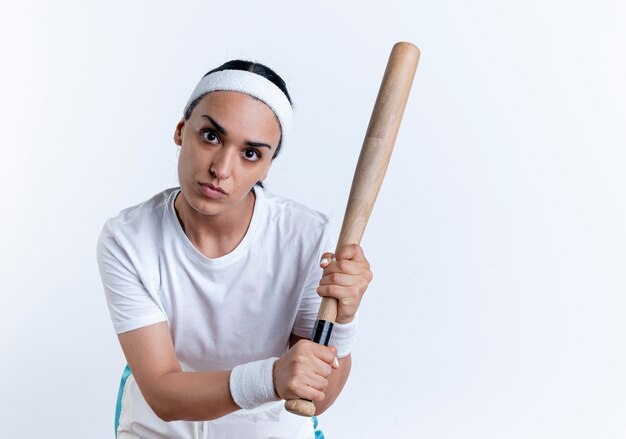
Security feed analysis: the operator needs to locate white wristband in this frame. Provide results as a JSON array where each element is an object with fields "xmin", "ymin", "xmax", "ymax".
[
  {"xmin": 329, "ymin": 314, "xmax": 359, "ymax": 358},
  {"xmin": 229, "ymin": 357, "xmax": 280, "ymax": 410}
]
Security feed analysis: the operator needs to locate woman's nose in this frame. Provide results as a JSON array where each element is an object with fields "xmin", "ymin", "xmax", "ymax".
[{"xmin": 210, "ymin": 148, "xmax": 236, "ymax": 180}]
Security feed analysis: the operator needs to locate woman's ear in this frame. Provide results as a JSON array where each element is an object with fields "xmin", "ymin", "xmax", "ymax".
[{"xmin": 174, "ymin": 118, "xmax": 185, "ymax": 146}]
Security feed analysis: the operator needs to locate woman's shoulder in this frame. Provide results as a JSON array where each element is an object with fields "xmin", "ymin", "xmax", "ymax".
[
  {"xmin": 99, "ymin": 188, "xmax": 178, "ymax": 243},
  {"xmin": 257, "ymin": 187, "xmax": 336, "ymax": 255},
  {"xmin": 260, "ymin": 187, "xmax": 330, "ymax": 228}
]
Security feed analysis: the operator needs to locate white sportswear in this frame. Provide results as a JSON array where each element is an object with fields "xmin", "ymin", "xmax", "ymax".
[{"xmin": 97, "ymin": 186, "xmax": 333, "ymax": 438}]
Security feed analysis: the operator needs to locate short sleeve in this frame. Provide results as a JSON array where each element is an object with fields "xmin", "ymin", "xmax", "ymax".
[
  {"xmin": 291, "ymin": 223, "xmax": 336, "ymax": 338},
  {"xmin": 96, "ymin": 221, "xmax": 167, "ymax": 334}
]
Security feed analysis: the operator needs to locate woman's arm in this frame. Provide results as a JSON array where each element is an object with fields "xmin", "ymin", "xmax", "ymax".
[
  {"xmin": 118, "ymin": 321, "xmax": 239, "ymax": 422},
  {"xmin": 118, "ymin": 321, "xmax": 339, "ymax": 422}
]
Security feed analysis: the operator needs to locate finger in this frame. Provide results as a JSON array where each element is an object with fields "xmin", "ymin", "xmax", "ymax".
[
  {"xmin": 328, "ymin": 345, "xmax": 339, "ymax": 369},
  {"xmin": 288, "ymin": 378, "xmax": 326, "ymax": 402},
  {"xmin": 322, "ymin": 259, "xmax": 364, "ymax": 276},
  {"xmin": 316, "ymin": 284, "xmax": 352, "ymax": 300},
  {"xmin": 298, "ymin": 340, "xmax": 336, "ymax": 367},
  {"xmin": 317, "ymin": 291, "xmax": 364, "ymax": 313},
  {"xmin": 316, "ymin": 285, "xmax": 360, "ymax": 309},
  {"xmin": 334, "ymin": 244, "xmax": 367, "ymax": 263},
  {"xmin": 322, "ymin": 260, "xmax": 373, "ymax": 287},
  {"xmin": 318, "ymin": 272, "xmax": 356, "ymax": 287},
  {"xmin": 303, "ymin": 387, "xmax": 326, "ymax": 403},
  {"xmin": 319, "ymin": 252, "xmax": 335, "ymax": 268},
  {"xmin": 313, "ymin": 344, "xmax": 338, "ymax": 365},
  {"xmin": 313, "ymin": 359, "xmax": 333, "ymax": 378},
  {"xmin": 305, "ymin": 373, "xmax": 329, "ymax": 391}
]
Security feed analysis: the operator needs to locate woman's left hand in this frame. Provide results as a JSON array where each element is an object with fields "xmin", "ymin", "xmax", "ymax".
[{"xmin": 316, "ymin": 244, "xmax": 373, "ymax": 324}]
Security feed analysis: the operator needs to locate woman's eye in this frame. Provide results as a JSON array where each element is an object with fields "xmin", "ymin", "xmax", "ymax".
[
  {"xmin": 201, "ymin": 130, "xmax": 219, "ymax": 144},
  {"xmin": 243, "ymin": 148, "xmax": 261, "ymax": 162}
]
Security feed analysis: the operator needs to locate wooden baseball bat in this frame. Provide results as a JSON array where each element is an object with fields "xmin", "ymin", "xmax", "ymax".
[{"xmin": 284, "ymin": 42, "xmax": 420, "ymax": 417}]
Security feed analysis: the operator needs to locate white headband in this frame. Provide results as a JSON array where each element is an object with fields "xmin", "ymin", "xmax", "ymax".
[{"xmin": 184, "ymin": 69, "xmax": 293, "ymax": 142}]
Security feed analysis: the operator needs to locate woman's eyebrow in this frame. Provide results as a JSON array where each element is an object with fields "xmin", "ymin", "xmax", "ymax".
[
  {"xmin": 246, "ymin": 141, "xmax": 272, "ymax": 149},
  {"xmin": 202, "ymin": 115, "xmax": 226, "ymax": 135},
  {"xmin": 201, "ymin": 114, "xmax": 273, "ymax": 149}
]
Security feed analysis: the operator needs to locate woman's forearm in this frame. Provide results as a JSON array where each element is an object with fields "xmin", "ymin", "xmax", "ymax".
[
  {"xmin": 149, "ymin": 370, "xmax": 239, "ymax": 422},
  {"xmin": 119, "ymin": 324, "xmax": 241, "ymax": 422}
]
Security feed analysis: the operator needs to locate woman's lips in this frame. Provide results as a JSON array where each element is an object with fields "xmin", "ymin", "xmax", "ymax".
[{"xmin": 198, "ymin": 182, "xmax": 227, "ymax": 199}]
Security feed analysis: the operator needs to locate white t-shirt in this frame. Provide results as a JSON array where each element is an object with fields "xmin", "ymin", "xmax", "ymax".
[{"xmin": 97, "ymin": 186, "xmax": 334, "ymax": 438}]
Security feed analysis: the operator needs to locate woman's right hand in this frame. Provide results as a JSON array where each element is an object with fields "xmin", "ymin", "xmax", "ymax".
[{"xmin": 273, "ymin": 339, "xmax": 338, "ymax": 402}]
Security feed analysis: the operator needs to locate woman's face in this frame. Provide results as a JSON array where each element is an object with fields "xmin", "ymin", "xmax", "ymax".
[{"xmin": 174, "ymin": 91, "xmax": 282, "ymax": 218}]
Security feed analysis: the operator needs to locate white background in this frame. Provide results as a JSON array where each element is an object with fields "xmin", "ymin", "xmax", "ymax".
[{"xmin": 1, "ymin": 0, "xmax": 625, "ymax": 437}]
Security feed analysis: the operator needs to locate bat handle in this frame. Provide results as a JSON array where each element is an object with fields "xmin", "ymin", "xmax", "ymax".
[
  {"xmin": 284, "ymin": 299, "xmax": 338, "ymax": 416},
  {"xmin": 284, "ymin": 397, "xmax": 317, "ymax": 417}
]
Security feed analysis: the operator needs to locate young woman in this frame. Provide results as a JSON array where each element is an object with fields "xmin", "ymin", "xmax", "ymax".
[{"xmin": 97, "ymin": 60, "xmax": 372, "ymax": 438}]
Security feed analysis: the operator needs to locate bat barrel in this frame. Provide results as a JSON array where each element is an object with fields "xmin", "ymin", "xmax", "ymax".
[
  {"xmin": 338, "ymin": 41, "xmax": 420, "ymax": 249},
  {"xmin": 285, "ymin": 42, "xmax": 420, "ymax": 417}
]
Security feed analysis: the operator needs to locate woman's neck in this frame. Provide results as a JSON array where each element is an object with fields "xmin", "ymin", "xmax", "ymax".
[{"xmin": 173, "ymin": 190, "xmax": 256, "ymax": 259}]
